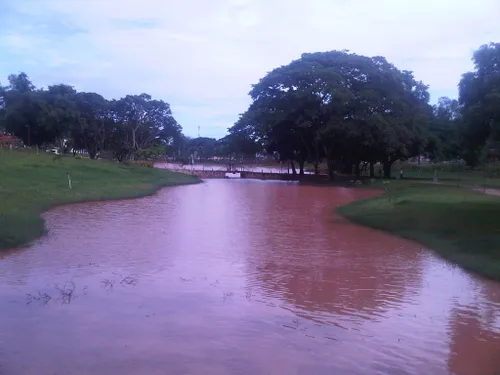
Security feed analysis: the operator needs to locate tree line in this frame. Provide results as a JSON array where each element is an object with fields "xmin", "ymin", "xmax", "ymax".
[
  {"xmin": 172, "ymin": 134, "xmax": 262, "ymax": 164},
  {"xmin": 1, "ymin": 43, "xmax": 498, "ymax": 176},
  {"xmin": 227, "ymin": 43, "xmax": 500, "ymax": 178},
  {"xmin": 0, "ymin": 73, "xmax": 183, "ymax": 161}
]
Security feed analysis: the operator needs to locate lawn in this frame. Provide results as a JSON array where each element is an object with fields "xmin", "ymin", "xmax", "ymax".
[
  {"xmin": 338, "ymin": 180, "xmax": 500, "ymax": 280},
  {"xmin": 391, "ymin": 162, "xmax": 500, "ymax": 189},
  {"xmin": 0, "ymin": 149, "xmax": 199, "ymax": 250}
]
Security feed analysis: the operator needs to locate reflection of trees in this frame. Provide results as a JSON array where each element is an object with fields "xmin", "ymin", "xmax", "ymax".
[
  {"xmin": 447, "ymin": 307, "xmax": 500, "ymax": 375},
  {"xmin": 243, "ymin": 184, "xmax": 424, "ymax": 323}
]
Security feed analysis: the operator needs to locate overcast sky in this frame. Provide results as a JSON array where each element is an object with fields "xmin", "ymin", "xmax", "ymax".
[{"xmin": 0, "ymin": 0, "xmax": 498, "ymax": 138}]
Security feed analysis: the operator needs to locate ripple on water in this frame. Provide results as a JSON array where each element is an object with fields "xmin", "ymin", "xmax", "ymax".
[{"xmin": 0, "ymin": 179, "xmax": 499, "ymax": 375}]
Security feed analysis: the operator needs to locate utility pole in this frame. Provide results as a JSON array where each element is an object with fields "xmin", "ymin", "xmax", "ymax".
[{"xmin": 198, "ymin": 125, "xmax": 200, "ymax": 138}]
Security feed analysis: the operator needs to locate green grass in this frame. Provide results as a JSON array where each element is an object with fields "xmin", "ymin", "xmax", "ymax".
[
  {"xmin": 338, "ymin": 180, "xmax": 500, "ymax": 280},
  {"xmin": 0, "ymin": 149, "xmax": 199, "ymax": 250},
  {"xmin": 390, "ymin": 162, "xmax": 500, "ymax": 189}
]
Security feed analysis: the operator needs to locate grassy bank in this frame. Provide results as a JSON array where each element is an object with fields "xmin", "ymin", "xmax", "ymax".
[
  {"xmin": 391, "ymin": 162, "xmax": 500, "ymax": 189},
  {"xmin": 0, "ymin": 150, "xmax": 199, "ymax": 250},
  {"xmin": 338, "ymin": 180, "xmax": 500, "ymax": 280}
]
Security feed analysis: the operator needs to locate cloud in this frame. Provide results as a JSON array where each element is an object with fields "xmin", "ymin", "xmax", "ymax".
[{"xmin": 0, "ymin": 0, "xmax": 498, "ymax": 138}]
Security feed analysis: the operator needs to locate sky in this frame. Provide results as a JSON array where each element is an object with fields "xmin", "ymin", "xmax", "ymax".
[{"xmin": 0, "ymin": 0, "xmax": 498, "ymax": 139}]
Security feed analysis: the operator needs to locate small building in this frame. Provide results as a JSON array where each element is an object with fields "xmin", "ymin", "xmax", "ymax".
[{"xmin": 0, "ymin": 131, "xmax": 22, "ymax": 148}]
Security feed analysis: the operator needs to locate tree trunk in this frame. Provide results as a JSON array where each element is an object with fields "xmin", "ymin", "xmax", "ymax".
[
  {"xmin": 89, "ymin": 149, "xmax": 97, "ymax": 160},
  {"xmin": 383, "ymin": 161, "xmax": 392, "ymax": 179},
  {"xmin": 370, "ymin": 162, "xmax": 375, "ymax": 178},
  {"xmin": 354, "ymin": 162, "xmax": 360, "ymax": 179},
  {"xmin": 290, "ymin": 160, "xmax": 297, "ymax": 175},
  {"xmin": 130, "ymin": 128, "xmax": 136, "ymax": 160},
  {"xmin": 327, "ymin": 159, "xmax": 335, "ymax": 180},
  {"xmin": 314, "ymin": 145, "xmax": 320, "ymax": 175},
  {"xmin": 299, "ymin": 160, "xmax": 305, "ymax": 175},
  {"xmin": 341, "ymin": 160, "xmax": 353, "ymax": 174}
]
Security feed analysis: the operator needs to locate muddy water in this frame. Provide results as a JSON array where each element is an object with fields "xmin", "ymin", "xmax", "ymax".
[{"xmin": 0, "ymin": 180, "xmax": 499, "ymax": 375}]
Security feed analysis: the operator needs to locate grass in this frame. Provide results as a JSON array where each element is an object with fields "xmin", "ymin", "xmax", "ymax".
[
  {"xmin": 338, "ymin": 180, "xmax": 500, "ymax": 280},
  {"xmin": 391, "ymin": 162, "xmax": 500, "ymax": 189},
  {"xmin": 0, "ymin": 149, "xmax": 199, "ymax": 250}
]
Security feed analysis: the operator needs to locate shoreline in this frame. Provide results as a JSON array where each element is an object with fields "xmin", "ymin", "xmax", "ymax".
[
  {"xmin": 0, "ymin": 152, "xmax": 200, "ymax": 251},
  {"xmin": 2, "ymin": 177, "xmax": 201, "ymax": 251},
  {"xmin": 5, "ymin": 157, "xmax": 500, "ymax": 282},
  {"xmin": 337, "ymin": 181, "xmax": 500, "ymax": 281}
]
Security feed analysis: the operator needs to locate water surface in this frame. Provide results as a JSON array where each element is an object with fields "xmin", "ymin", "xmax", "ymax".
[{"xmin": 0, "ymin": 180, "xmax": 499, "ymax": 375}]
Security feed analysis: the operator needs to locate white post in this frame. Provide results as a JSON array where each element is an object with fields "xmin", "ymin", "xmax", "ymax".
[{"xmin": 67, "ymin": 173, "xmax": 72, "ymax": 189}]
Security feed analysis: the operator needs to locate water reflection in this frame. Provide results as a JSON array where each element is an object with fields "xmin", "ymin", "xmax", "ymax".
[{"xmin": 0, "ymin": 180, "xmax": 498, "ymax": 375}]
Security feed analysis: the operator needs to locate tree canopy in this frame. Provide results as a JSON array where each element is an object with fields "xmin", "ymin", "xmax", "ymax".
[
  {"xmin": 0, "ymin": 73, "xmax": 183, "ymax": 161},
  {"xmin": 459, "ymin": 43, "xmax": 500, "ymax": 166},
  {"xmin": 230, "ymin": 50, "xmax": 432, "ymax": 178},
  {"xmin": 1, "ymin": 43, "xmax": 498, "ymax": 173}
]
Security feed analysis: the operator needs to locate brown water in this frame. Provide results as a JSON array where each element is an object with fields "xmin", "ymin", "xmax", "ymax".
[{"xmin": 0, "ymin": 180, "xmax": 499, "ymax": 375}]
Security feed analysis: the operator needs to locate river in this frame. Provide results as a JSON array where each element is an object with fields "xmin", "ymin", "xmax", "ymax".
[{"xmin": 0, "ymin": 180, "xmax": 498, "ymax": 375}]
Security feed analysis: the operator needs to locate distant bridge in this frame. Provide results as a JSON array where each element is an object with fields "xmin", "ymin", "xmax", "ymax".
[
  {"xmin": 157, "ymin": 166, "xmax": 329, "ymax": 183},
  {"xmin": 174, "ymin": 169, "xmax": 300, "ymax": 180}
]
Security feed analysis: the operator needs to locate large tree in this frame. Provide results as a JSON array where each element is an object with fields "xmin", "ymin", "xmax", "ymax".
[
  {"xmin": 71, "ymin": 92, "xmax": 110, "ymax": 159},
  {"xmin": 113, "ymin": 94, "xmax": 180, "ymax": 159},
  {"xmin": 2, "ymin": 91, "xmax": 49, "ymax": 147},
  {"xmin": 232, "ymin": 50, "xmax": 432, "ymax": 178},
  {"xmin": 427, "ymin": 97, "xmax": 461, "ymax": 161},
  {"xmin": 459, "ymin": 43, "xmax": 500, "ymax": 166}
]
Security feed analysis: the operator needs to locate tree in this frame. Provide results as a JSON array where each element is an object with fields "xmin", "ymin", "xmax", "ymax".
[
  {"xmin": 7, "ymin": 72, "xmax": 35, "ymax": 93},
  {"xmin": 107, "ymin": 120, "xmax": 131, "ymax": 162},
  {"xmin": 184, "ymin": 137, "xmax": 218, "ymax": 160},
  {"xmin": 113, "ymin": 94, "xmax": 180, "ymax": 159},
  {"xmin": 2, "ymin": 89, "xmax": 49, "ymax": 146},
  {"xmin": 0, "ymin": 72, "xmax": 185, "ymax": 161},
  {"xmin": 459, "ymin": 43, "xmax": 500, "ymax": 167},
  {"xmin": 71, "ymin": 92, "xmax": 110, "ymax": 159},
  {"xmin": 40, "ymin": 84, "xmax": 79, "ymax": 150},
  {"xmin": 232, "ymin": 50, "xmax": 432, "ymax": 179},
  {"xmin": 427, "ymin": 97, "xmax": 461, "ymax": 161},
  {"xmin": 217, "ymin": 131, "xmax": 262, "ymax": 160},
  {"xmin": 1, "ymin": 76, "xmax": 77, "ymax": 148}
]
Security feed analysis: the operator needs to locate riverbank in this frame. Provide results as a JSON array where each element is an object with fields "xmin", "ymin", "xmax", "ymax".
[
  {"xmin": 391, "ymin": 162, "xmax": 500, "ymax": 189},
  {"xmin": 0, "ymin": 150, "xmax": 199, "ymax": 250},
  {"xmin": 338, "ymin": 180, "xmax": 500, "ymax": 280}
]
